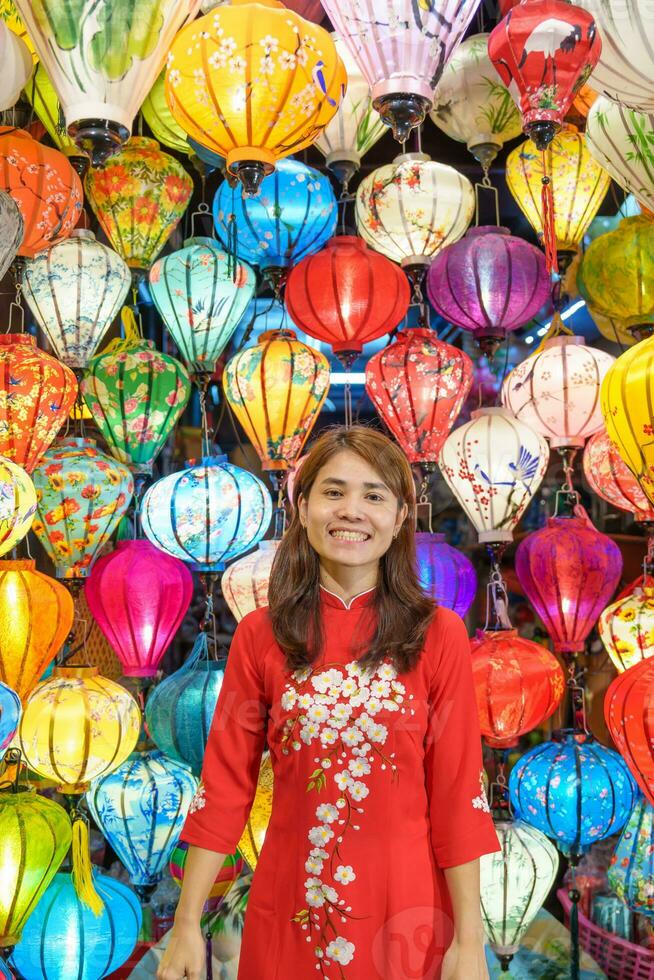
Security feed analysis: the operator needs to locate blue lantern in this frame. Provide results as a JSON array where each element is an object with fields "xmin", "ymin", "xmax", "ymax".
[
  {"xmin": 608, "ymin": 795, "xmax": 654, "ymax": 915},
  {"xmin": 509, "ymin": 732, "xmax": 637, "ymax": 857},
  {"xmin": 0, "ymin": 682, "xmax": 20, "ymax": 752},
  {"xmin": 10, "ymin": 871, "xmax": 141, "ymax": 980},
  {"xmin": 212, "ymin": 158, "xmax": 337, "ymax": 276},
  {"xmin": 86, "ymin": 748, "xmax": 197, "ymax": 903},
  {"xmin": 141, "ymin": 455, "xmax": 272, "ymax": 572},
  {"xmin": 187, "ymin": 138, "xmax": 225, "ymax": 173},
  {"xmin": 145, "ymin": 633, "xmax": 224, "ymax": 778},
  {"xmin": 414, "ymin": 532, "xmax": 477, "ymax": 618},
  {"xmin": 0, "ymin": 959, "xmax": 12, "ymax": 980}
]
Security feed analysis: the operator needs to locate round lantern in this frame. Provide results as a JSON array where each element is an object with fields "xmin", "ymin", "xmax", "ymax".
[
  {"xmin": 141, "ymin": 71, "xmax": 191, "ymax": 156},
  {"xmin": 509, "ymin": 732, "xmax": 637, "ymax": 855},
  {"xmin": 170, "ymin": 841, "xmax": 243, "ymax": 901},
  {"xmin": 141, "ymin": 457, "xmax": 272, "ymax": 571},
  {"xmin": 0, "ymin": 334, "xmax": 77, "ymax": 474},
  {"xmin": 589, "ymin": 308, "xmax": 636, "ymax": 349},
  {"xmin": 470, "ymin": 629, "xmax": 565, "ymax": 748},
  {"xmin": 608, "ymin": 796, "xmax": 654, "ymax": 916},
  {"xmin": 414, "ymin": 533, "xmax": 476, "ymax": 618},
  {"xmin": 149, "ymin": 238, "xmax": 255, "ymax": 378},
  {"xmin": 237, "ymin": 752, "xmax": 273, "ymax": 870},
  {"xmin": 480, "ymin": 820, "xmax": 559, "ymax": 960},
  {"xmin": 13, "ymin": 0, "xmax": 200, "ymax": 164},
  {"xmin": 222, "ymin": 540, "xmax": 280, "ymax": 623},
  {"xmin": 586, "ymin": 100, "xmax": 654, "ymax": 214},
  {"xmin": 438, "ymin": 407, "xmax": 549, "ymax": 544},
  {"xmin": 85, "ymin": 540, "xmax": 193, "ymax": 679},
  {"xmin": 599, "ymin": 587, "xmax": 654, "ymax": 674},
  {"xmin": 430, "ymin": 33, "xmax": 522, "ymax": 172},
  {"xmin": 0, "ymin": 559, "xmax": 74, "ymax": 701},
  {"xmin": 285, "ymin": 237, "xmax": 410, "ymax": 356},
  {"xmin": 515, "ymin": 515, "xmax": 622, "ymax": 654},
  {"xmin": 365, "ymin": 329, "xmax": 473, "ymax": 467},
  {"xmin": 0, "ymin": 127, "xmax": 83, "ymax": 258},
  {"xmin": 575, "ymin": 0, "xmax": 654, "ymax": 112},
  {"xmin": 145, "ymin": 633, "xmax": 224, "ymax": 776},
  {"xmin": 165, "ymin": 1, "xmax": 345, "ymax": 195},
  {"xmin": 0, "ymin": 682, "xmax": 20, "ymax": 750},
  {"xmin": 22, "ymin": 63, "xmax": 86, "ymax": 164},
  {"xmin": 0, "ymin": 792, "xmax": 71, "ymax": 947},
  {"xmin": 19, "ymin": 665, "xmax": 141, "ymax": 793},
  {"xmin": 84, "ymin": 138, "xmax": 193, "ymax": 272},
  {"xmin": 0, "ymin": 191, "xmax": 23, "ymax": 280},
  {"xmin": 605, "ymin": 656, "xmax": 654, "ymax": 807},
  {"xmin": 583, "ymin": 430, "xmax": 654, "ymax": 525},
  {"xmin": 0, "ymin": 456, "xmax": 36, "ymax": 558},
  {"xmin": 21, "ymin": 230, "xmax": 131, "ymax": 369},
  {"xmin": 427, "ymin": 226, "xmax": 550, "ymax": 352},
  {"xmin": 356, "ymin": 153, "xmax": 475, "ymax": 268},
  {"xmin": 11, "ymin": 871, "xmax": 141, "ymax": 980},
  {"xmin": 86, "ymin": 749, "xmax": 197, "ymax": 901},
  {"xmin": 81, "ymin": 339, "xmax": 191, "ymax": 476},
  {"xmin": 212, "ymin": 158, "xmax": 337, "ymax": 279},
  {"xmin": 502, "ymin": 336, "xmax": 615, "ymax": 449},
  {"xmin": 223, "ymin": 330, "xmax": 329, "ymax": 472}
]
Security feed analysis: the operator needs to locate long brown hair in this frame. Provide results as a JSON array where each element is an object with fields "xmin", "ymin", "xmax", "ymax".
[{"xmin": 268, "ymin": 425, "xmax": 436, "ymax": 674}]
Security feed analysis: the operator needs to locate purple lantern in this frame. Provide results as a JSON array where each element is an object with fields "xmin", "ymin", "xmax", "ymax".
[
  {"xmin": 426, "ymin": 226, "xmax": 550, "ymax": 355},
  {"xmin": 515, "ymin": 515, "xmax": 622, "ymax": 654},
  {"xmin": 415, "ymin": 532, "xmax": 477, "ymax": 618}
]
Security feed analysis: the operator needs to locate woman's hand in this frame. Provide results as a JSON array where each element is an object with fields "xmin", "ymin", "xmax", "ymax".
[
  {"xmin": 440, "ymin": 937, "xmax": 490, "ymax": 980},
  {"xmin": 156, "ymin": 921, "xmax": 206, "ymax": 980}
]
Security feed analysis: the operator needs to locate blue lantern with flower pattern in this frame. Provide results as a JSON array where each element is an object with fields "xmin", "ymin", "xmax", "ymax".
[
  {"xmin": 0, "ymin": 682, "xmax": 20, "ymax": 751},
  {"xmin": 608, "ymin": 795, "xmax": 654, "ymax": 915}
]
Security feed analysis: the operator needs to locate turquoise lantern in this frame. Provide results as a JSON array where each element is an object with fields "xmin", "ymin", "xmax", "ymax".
[
  {"xmin": 85, "ymin": 748, "xmax": 197, "ymax": 903},
  {"xmin": 608, "ymin": 796, "xmax": 654, "ymax": 915},
  {"xmin": 141, "ymin": 456, "xmax": 272, "ymax": 572},
  {"xmin": 149, "ymin": 238, "xmax": 256, "ymax": 379},
  {"xmin": 187, "ymin": 138, "xmax": 225, "ymax": 173},
  {"xmin": 0, "ymin": 682, "xmax": 20, "ymax": 751},
  {"xmin": 10, "ymin": 871, "xmax": 141, "ymax": 980},
  {"xmin": 145, "ymin": 633, "xmax": 224, "ymax": 777}
]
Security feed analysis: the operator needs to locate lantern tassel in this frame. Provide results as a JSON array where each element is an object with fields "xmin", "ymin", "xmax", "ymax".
[
  {"xmin": 71, "ymin": 811, "xmax": 104, "ymax": 916},
  {"xmin": 540, "ymin": 151, "xmax": 558, "ymax": 276}
]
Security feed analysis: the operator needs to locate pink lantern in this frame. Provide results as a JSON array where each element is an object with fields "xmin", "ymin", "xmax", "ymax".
[
  {"xmin": 222, "ymin": 541, "xmax": 280, "ymax": 623},
  {"xmin": 515, "ymin": 513, "xmax": 623, "ymax": 654},
  {"xmin": 285, "ymin": 455, "xmax": 307, "ymax": 508},
  {"xmin": 85, "ymin": 539, "xmax": 193, "ymax": 678},
  {"xmin": 583, "ymin": 430, "xmax": 654, "ymax": 526}
]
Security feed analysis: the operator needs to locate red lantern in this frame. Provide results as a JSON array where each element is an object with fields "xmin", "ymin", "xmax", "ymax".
[
  {"xmin": 365, "ymin": 328, "xmax": 473, "ymax": 466},
  {"xmin": 583, "ymin": 430, "xmax": 654, "ymax": 526},
  {"xmin": 471, "ymin": 629, "xmax": 565, "ymax": 747},
  {"xmin": 85, "ymin": 540, "xmax": 193, "ymax": 678},
  {"xmin": 605, "ymin": 657, "xmax": 654, "ymax": 808}
]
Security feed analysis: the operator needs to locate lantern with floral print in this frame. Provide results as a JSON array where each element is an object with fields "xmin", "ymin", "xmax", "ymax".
[
  {"xmin": 81, "ymin": 338, "xmax": 191, "ymax": 476},
  {"xmin": 21, "ymin": 230, "xmax": 131, "ymax": 370},
  {"xmin": 165, "ymin": 1, "xmax": 345, "ymax": 196},
  {"xmin": 142, "ymin": 71, "xmax": 192, "ymax": 157},
  {"xmin": 586, "ymin": 100, "xmax": 654, "ymax": 215},
  {"xmin": 366, "ymin": 329, "xmax": 473, "ymax": 470},
  {"xmin": 470, "ymin": 630, "xmax": 565, "ymax": 748},
  {"xmin": 0, "ymin": 681, "xmax": 20, "ymax": 749},
  {"xmin": 84, "ymin": 138, "xmax": 193, "ymax": 272},
  {"xmin": 605, "ymin": 656, "xmax": 654, "ymax": 808},
  {"xmin": 608, "ymin": 796, "xmax": 654, "ymax": 916},
  {"xmin": 0, "ymin": 334, "xmax": 77, "ymax": 474},
  {"xmin": 599, "ymin": 586, "xmax": 654, "ymax": 674},
  {"xmin": 141, "ymin": 456, "xmax": 272, "ymax": 572},
  {"xmin": 31, "ymin": 437, "xmax": 133, "ymax": 580},
  {"xmin": 0, "ymin": 455, "xmax": 36, "ymax": 558},
  {"xmin": 222, "ymin": 540, "xmax": 280, "ymax": 623},
  {"xmin": 438, "ymin": 407, "xmax": 549, "ymax": 544},
  {"xmin": 583, "ymin": 430, "xmax": 654, "ymax": 526},
  {"xmin": 223, "ymin": 330, "xmax": 329, "ymax": 473},
  {"xmin": 414, "ymin": 533, "xmax": 477, "ymax": 618},
  {"xmin": 0, "ymin": 190, "xmax": 23, "ymax": 280},
  {"xmin": 149, "ymin": 238, "xmax": 255, "ymax": 379},
  {"xmin": 0, "ymin": 127, "xmax": 83, "ymax": 258}
]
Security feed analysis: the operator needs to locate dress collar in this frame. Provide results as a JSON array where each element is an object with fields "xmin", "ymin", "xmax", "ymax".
[{"xmin": 319, "ymin": 585, "xmax": 376, "ymax": 610}]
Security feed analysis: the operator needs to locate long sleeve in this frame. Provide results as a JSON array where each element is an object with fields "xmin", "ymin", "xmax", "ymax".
[
  {"xmin": 180, "ymin": 611, "xmax": 269, "ymax": 854},
  {"xmin": 424, "ymin": 607, "xmax": 500, "ymax": 869}
]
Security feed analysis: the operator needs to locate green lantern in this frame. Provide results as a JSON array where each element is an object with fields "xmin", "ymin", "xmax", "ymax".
[{"xmin": 141, "ymin": 71, "xmax": 190, "ymax": 156}]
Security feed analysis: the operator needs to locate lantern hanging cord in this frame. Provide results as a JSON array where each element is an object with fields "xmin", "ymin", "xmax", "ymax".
[
  {"xmin": 198, "ymin": 378, "xmax": 212, "ymax": 459},
  {"xmin": 474, "ymin": 176, "xmax": 500, "ymax": 227},
  {"xmin": 565, "ymin": 654, "xmax": 589, "ymax": 734},
  {"xmin": 484, "ymin": 559, "xmax": 513, "ymax": 632},
  {"xmin": 226, "ymin": 212, "xmax": 238, "ymax": 283},
  {"xmin": 9, "ymin": 272, "xmax": 24, "ymax": 334},
  {"xmin": 488, "ymin": 753, "xmax": 513, "ymax": 818},
  {"xmin": 410, "ymin": 276, "xmax": 429, "ymax": 329},
  {"xmin": 554, "ymin": 448, "xmax": 580, "ymax": 515}
]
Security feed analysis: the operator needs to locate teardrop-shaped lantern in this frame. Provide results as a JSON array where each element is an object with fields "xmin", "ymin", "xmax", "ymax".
[
  {"xmin": 438, "ymin": 407, "xmax": 549, "ymax": 544},
  {"xmin": 575, "ymin": 0, "xmax": 654, "ymax": 112},
  {"xmin": 141, "ymin": 71, "xmax": 191, "ymax": 156},
  {"xmin": 583, "ymin": 430, "xmax": 654, "ymax": 526},
  {"xmin": 223, "ymin": 330, "xmax": 329, "ymax": 473},
  {"xmin": 0, "ymin": 19, "xmax": 31, "ymax": 111},
  {"xmin": 0, "ymin": 681, "xmax": 20, "ymax": 750},
  {"xmin": 0, "ymin": 456, "xmax": 36, "ymax": 558},
  {"xmin": 414, "ymin": 532, "xmax": 477, "ymax": 618},
  {"xmin": 222, "ymin": 540, "xmax": 280, "ymax": 623},
  {"xmin": 599, "ymin": 586, "xmax": 654, "ymax": 674},
  {"xmin": 608, "ymin": 796, "xmax": 654, "ymax": 916},
  {"xmin": 605, "ymin": 657, "xmax": 654, "ymax": 808},
  {"xmin": 586, "ymin": 99, "xmax": 654, "ymax": 214},
  {"xmin": 0, "ymin": 190, "xmax": 23, "ymax": 280},
  {"xmin": 22, "ymin": 63, "xmax": 86, "ymax": 164}
]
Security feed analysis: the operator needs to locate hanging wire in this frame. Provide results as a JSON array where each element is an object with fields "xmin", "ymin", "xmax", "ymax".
[
  {"xmin": 198, "ymin": 378, "xmax": 212, "ymax": 459},
  {"xmin": 553, "ymin": 448, "xmax": 580, "ymax": 516},
  {"xmin": 488, "ymin": 752, "xmax": 513, "ymax": 817},
  {"xmin": 483, "ymin": 557, "xmax": 513, "ymax": 631},
  {"xmin": 199, "ymin": 573, "xmax": 219, "ymax": 660},
  {"xmin": 474, "ymin": 176, "xmax": 500, "ymax": 227},
  {"xmin": 9, "ymin": 270, "xmax": 25, "ymax": 333},
  {"xmin": 565, "ymin": 655, "xmax": 589, "ymax": 734}
]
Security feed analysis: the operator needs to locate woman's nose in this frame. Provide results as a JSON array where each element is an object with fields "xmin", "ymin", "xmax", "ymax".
[{"xmin": 335, "ymin": 497, "xmax": 364, "ymax": 520}]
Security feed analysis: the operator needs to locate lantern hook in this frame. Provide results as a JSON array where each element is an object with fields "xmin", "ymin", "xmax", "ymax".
[
  {"xmin": 9, "ymin": 271, "xmax": 24, "ymax": 334},
  {"xmin": 474, "ymin": 177, "xmax": 500, "ymax": 227},
  {"xmin": 554, "ymin": 448, "xmax": 580, "ymax": 516},
  {"xmin": 488, "ymin": 753, "xmax": 513, "ymax": 819},
  {"xmin": 0, "ymin": 747, "xmax": 26, "ymax": 793},
  {"xmin": 565, "ymin": 654, "xmax": 589, "ymax": 735},
  {"xmin": 483, "ymin": 557, "xmax": 513, "ymax": 632}
]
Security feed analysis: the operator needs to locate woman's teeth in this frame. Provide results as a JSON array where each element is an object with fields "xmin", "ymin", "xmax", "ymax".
[{"xmin": 329, "ymin": 530, "xmax": 369, "ymax": 541}]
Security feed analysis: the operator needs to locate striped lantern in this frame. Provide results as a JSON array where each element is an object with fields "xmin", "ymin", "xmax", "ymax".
[
  {"xmin": 0, "ymin": 190, "xmax": 23, "ymax": 281},
  {"xmin": 583, "ymin": 430, "xmax": 654, "ymax": 525},
  {"xmin": 141, "ymin": 71, "xmax": 191, "ymax": 156},
  {"xmin": 608, "ymin": 796, "xmax": 654, "ymax": 917},
  {"xmin": 586, "ymin": 99, "xmax": 654, "ymax": 214},
  {"xmin": 599, "ymin": 587, "xmax": 654, "ymax": 673},
  {"xmin": 170, "ymin": 841, "xmax": 243, "ymax": 901},
  {"xmin": 0, "ymin": 681, "xmax": 20, "ymax": 750},
  {"xmin": 605, "ymin": 657, "xmax": 654, "ymax": 808},
  {"xmin": 0, "ymin": 455, "xmax": 37, "ymax": 559},
  {"xmin": 222, "ymin": 541, "xmax": 280, "ymax": 623}
]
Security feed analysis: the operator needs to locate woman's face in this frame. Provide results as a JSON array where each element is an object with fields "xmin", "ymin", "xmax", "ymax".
[{"xmin": 298, "ymin": 449, "xmax": 407, "ymax": 575}]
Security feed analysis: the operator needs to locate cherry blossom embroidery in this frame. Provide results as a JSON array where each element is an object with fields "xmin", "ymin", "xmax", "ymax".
[
  {"xmin": 189, "ymin": 782, "xmax": 206, "ymax": 815},
  {"xmin": 472, "ymin": 771, "xmax": 491, "ymax": 814}
]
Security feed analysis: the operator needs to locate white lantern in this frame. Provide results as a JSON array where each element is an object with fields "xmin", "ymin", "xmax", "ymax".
[
  {"xmin": 577, "ymin": 0, "xmax": 654, "ymax": 112},
  {"xmin": 0, "ymin": 20, "xmax": 32, "ymax": 112},
  {"xmin": 502, "ymin": 337, "xmax": 615, "ymax": 449},
  {"xmin": 586, "ymin": 98, "xmax": 654, "ymax": 213},
  {"xmin": 222, "ymin": 540, "xmax": 280, "ymax": 623},
  {"xmin": 598, "ymin": 586, "xmax": 654, "ymax": 674},
  {"xmin": 438, "ymin": 407, "xmax": 549, "ymax": 544},
  {"xmin": 0, "ymin": 191, "xmax": 23, "ymax": 282},
  {"xmin": 21, "ymin": 230, "xmax": 131, "ymax": 370}
]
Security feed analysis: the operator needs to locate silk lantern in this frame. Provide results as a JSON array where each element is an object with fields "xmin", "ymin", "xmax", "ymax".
[
  {"xmin": 141, "ymin": 72, "xmax": 191, "ymax": 157},
  {"xmin": 414, "ymin": 533, "xmax": 477, "ymax": 618},
  {"xmin": 81, "ymin": 339, "xmax": 191, "ymax": 476},
  {"xmin": 366, "ymin": 329, "xmax": 473, "ymax": 468},
  {"xmin": 84, "ymin": 138, "xmax": 193, "ymax": 272},
  {"xmin": 586, "ymin": 99, "xmax": 654, "ymax": 214},
  {"xmin": 438, "ymin": 407, "xmax": 549, "ymax": 544},
  {"xmin": 0, "ymin": 456, "xmax": 36, "ymax": 558},
  {"xmin": 0, "ymin": 792, "xmax": 72, "ymax": 947},
  {"xmin": 21, "ymin": 230, "xmax": 131, "ymax": 369},
  {"xmin": 515, "ymin": 514, "xmax": 622, "ymax": 654},
  {"xmin": 0, "ymin": 682, "xmax": 20, "ymax": 750},
  {"xmin": 142, "ymin": 457, "xmax": 272, "ymax": 572},
  {"xmin": 0, "ymin": 560, "xmax": 74, "ymax": 701},
  {"xmin": 31, "ymin": 437, "xmax": 132, "ymax": 579},
  {"xmin": 0, "ymin": 333, "xmax": 77, "ymax": 474},
  {"xmin": 583, "ymin": 430, "xmax": 654, "ymax": 526},
  {"xmin": 0, "ymin": 18, "xmax": 31, "ymax": 112},
  {"xmin": 86, "ymin": 749, "xmax": 198, "ymax": 901},
  {"xmin": 222, "ymin": 540, "xmax": 280, "ymax": 623},
  {"xmin": 149, "ymin": 238, "xmax": 255, "ymax": 378},
  {"xmin": 170, "ymin": 842, "xmax": 243, "ymax": 902},
  {"xmin": 165, "ymin": 1, "xmax": 345, "ymax": 195},
  {"xmin": 605, "ymin": 657, "xmax": 654, "ymax": 808},
  {"xmin": 589, "ymin": 309, "xmax": 636, "ymax": 350},
  {"xmin": 0, "ymin": 190, "xmax": 23, "ymax": 280},
  {"xmin": 608, "ymin": 796, "xmax": 654, "ymax": 916},
  {"xmin": 0, "ymin": 127, "xmax": 83, "ymax": 258},
  {"xmin": 22, "ymin": 63, "xmax": 86, "ymax": 165},
  {"xmin": 223, "ymin": 330, "xmax": 329, "ymax": 473},
  {"xmin": 502, "ymin": 336, "xmax": 615, "ymax": 448},
  {"xmin": 599, "ymin": 587, "xmax": 654, "ymax": 674},
  {"xmin": 431, "ymin": 33, "xmax": 522, "ymax": 172},
  {"xmin": 356, "ymin": 154, "xmax": 475, "ymax": 268},
  {"xmin": 470, "ymin": 629, "xmax": 565, "ymax": 747},
  {"xmin": 85, "ymin": 540, "xmax": 193, "ymax": 678}
]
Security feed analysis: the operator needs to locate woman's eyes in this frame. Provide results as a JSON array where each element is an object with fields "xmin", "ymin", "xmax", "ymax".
[{"xmin": 323, "ymin": 489, "xmax": 385, "ymax": 502}]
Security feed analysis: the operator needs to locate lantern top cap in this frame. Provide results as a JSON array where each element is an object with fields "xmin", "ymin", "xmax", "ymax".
[
  {"xmin": 186, "ymin": 454, "xmax": 229, "ymax": 467},
  {"xmin": 470, "ymin": 407, "xmax": 516, "ymax": 419},
  {"xmin": 542, "ymin": 336, "xmax": 586, "ymax": 350},
  {"xmin": 392, "ymin": 152, "xmax": 431, "ymax": 166},
  {"xmin": 0, "ymin": 559, "xmax": 35, "ymax": 571},
  {"xmin": 415, "ymin": 531, "xmax": 446, "ymax": 542},
  {"xmin": 259, "ymin": 328, "xmax": 298, "ymax": 343},
  {"xmin": 396, "ymin": 327, "xmax": 439, "ymax": 343},
  {"xmin": 57, "ymin": 437, "xmax": 97, "ymax": 449},
  {"xmin": 474, "ymin": 627, "xmax": 519, "ymax": 640},
  {"xmin": 229, "ymin": 0, "xmax": 285, "ymax": 7},
  {"xmin": 326, "ymin": 236, "xmax": 366, "ymax": 250},
  {"xmin": 0, "ymin": 333, "xmax": 35, "ymax": 347},
  {"xmin": 182, "ymin": 236, "xmax": 221, "ymax": 250},
  {"xmin": 52, "ymin": 664, "xmax": 100, "ymax": 679},
  {"xmin": 465, "ymin": 226, "xmax": 511, "ymax": 239},
  {"xmin": 70, "ymin": 229, "xmax": 95, "ymax": 241}
]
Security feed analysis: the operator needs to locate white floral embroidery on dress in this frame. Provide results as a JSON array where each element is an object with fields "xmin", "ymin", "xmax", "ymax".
[
  {"xmin": 188, "ymin": 782, "xmax": 206, "ymax": 815},
  {"xmin": 472, "ymin": 770, "xmax": 491, "ymax": 815}
]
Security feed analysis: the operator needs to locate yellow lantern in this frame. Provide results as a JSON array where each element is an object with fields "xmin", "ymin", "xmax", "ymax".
[
  {"xmin": 0, "ymin": 456, "xmax": 37, "ymax": 559},
  {"xmin": 589, "ymin": 308, "xmax": 635, "ymax": 349},
  {"xmin": 237, "ymin": 752, "xmax": 272, "ymax": 870},
  {"xmin": 598, "ymin": 587, "xmax": 654, "ymax": 673},
  {"xmin": 165, "ymin": 0, "xmax": 346, "ymax": 195},
  {"xmin": 141, "ymin": 71, "xmax": 190, "ymax": 156},
  {"xmin": 18, "ymin": 665, "xmax": 141, "ymax": 793}
]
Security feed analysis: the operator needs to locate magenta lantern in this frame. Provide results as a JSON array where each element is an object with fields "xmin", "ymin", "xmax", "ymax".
[
  {"xmin": 415, "ymin": 532, "xmax": 477, "ymax": 618},
  {"xmin": 515, "ymin": 514, "xmax": 622, "ymax": 654},
  {"xmin": 426, "ymin": 226, "xmax": 550, "ymax": 353},
  {"xmin": 85, "ymin": 540, "xmax": 194, "ymax": 678}
]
